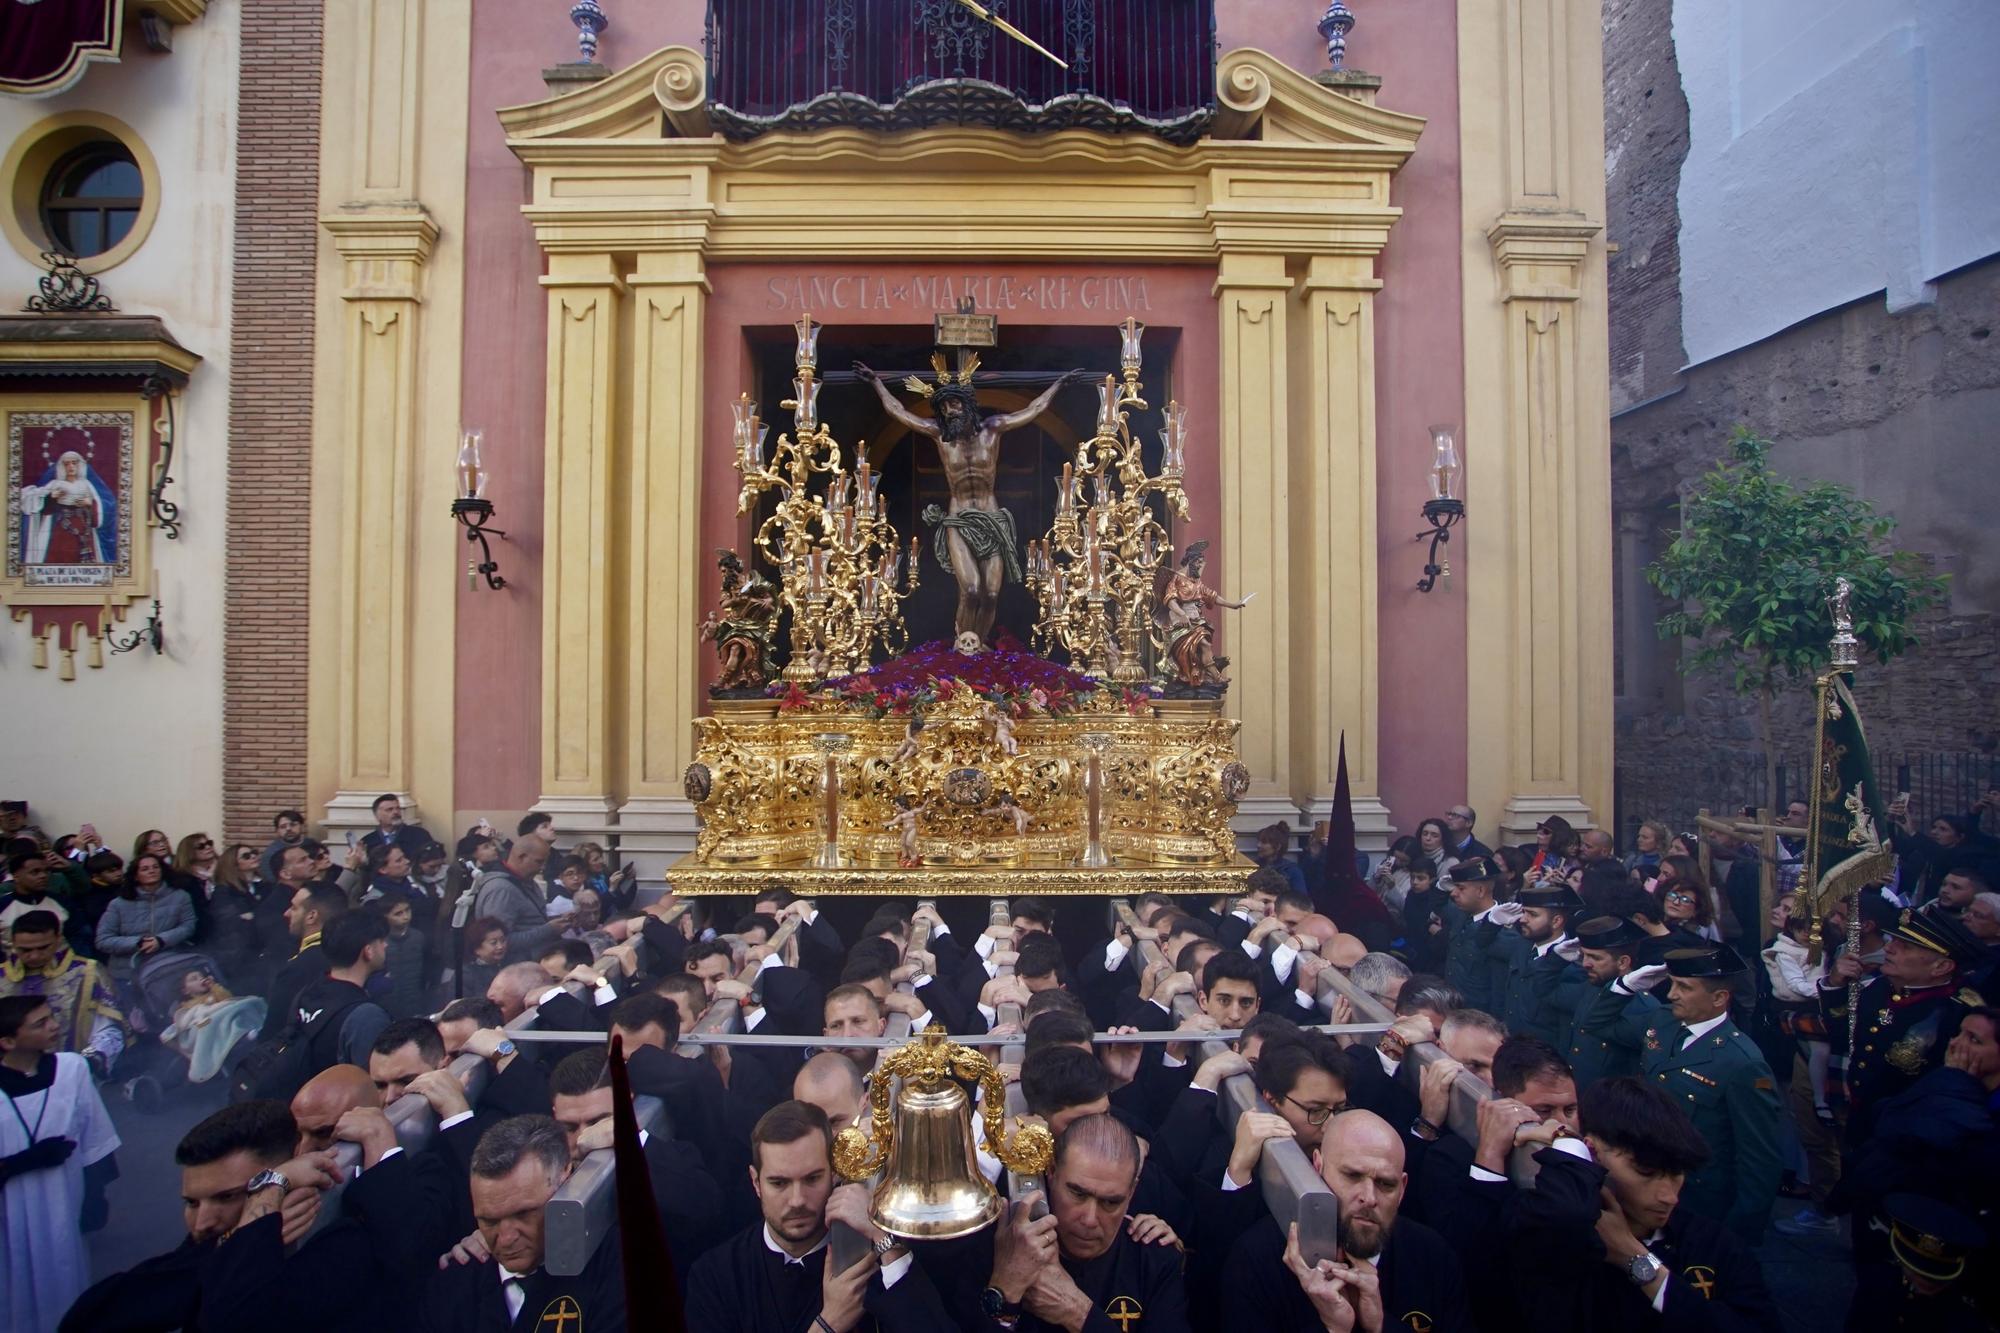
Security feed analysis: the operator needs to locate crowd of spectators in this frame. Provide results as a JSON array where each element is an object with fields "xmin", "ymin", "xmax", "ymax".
[{"xmin": 0, "ymin": 789, "xmax": 1995, "ymax": 1331}]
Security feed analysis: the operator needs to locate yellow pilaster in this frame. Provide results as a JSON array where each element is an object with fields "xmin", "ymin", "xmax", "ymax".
[
  {"xmin": 1459, "ymin": 0, "xmax": 1614, "ymax": 842},
  {"xmin": 536, "ymin": 253, "xmax": 627, "ymax": 833},
  {"xmin": 1214, "ymin": 252, "xmax": 1298, "ymax": 829},
  {"xmin": 309, "ymin": 0, "xmax": 469, "ymax": 843},
  {"xmin": 1290, "ymin": 255, "xmax": 1393, "ymax": 847},
  {"xmin": 615, "ymin": 250, "xmax": 711, "ymax": 865}
]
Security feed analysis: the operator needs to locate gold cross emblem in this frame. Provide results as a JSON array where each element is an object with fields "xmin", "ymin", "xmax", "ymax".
[
  {"xmin": 1106, "ymin": 1295, "xmax": 1144, "ymax": 1330},
  {"xmin": 539, "ymin": 1295, "xmax": 583, "ymax": 1333},
  {"xmin": 1684, "ymin": 1266, "xmax": 1717, "ymax": 1299},
  {"xmin": 1403, "ymin": 1312, "xmax": 1434, "ymax": 1332}
]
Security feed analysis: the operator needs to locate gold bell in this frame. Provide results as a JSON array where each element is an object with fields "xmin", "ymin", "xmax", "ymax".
[
  {"xmin": 868, "ymin": 1077, "xmax": 1000, "ymax": 1239},
  {"xmin": 834, "ymin": 1027, "xmax": 1054, "ymax": 1241}
]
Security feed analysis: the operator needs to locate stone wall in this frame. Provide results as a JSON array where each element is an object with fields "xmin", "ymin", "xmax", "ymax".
[
  {"xmin": 1601, "ymin": 0, "xmax": 1687, "ymax": 414},
  {"xmin": 1609, "ymin": 255, "xmax": 2000, "ymax": 835}
]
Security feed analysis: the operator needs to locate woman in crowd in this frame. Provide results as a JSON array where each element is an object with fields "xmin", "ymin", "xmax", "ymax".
[
  {"xmin": 1653, "ymin": 853, "xmax": 1721, "ymax": 942},
  {"xmin": 95, "ymin": 852, "xmax": 198, "ymax": 981},
  {"xmin": 1416, "ymin": 817, "xmax": 1460, "ymax": 884},
  {"xmin": 199, "ymin": 844, "xmax": 265, "ymax": 990},
  {"xmin": 1627, "ymin": 820, "xmax": 1672, "ymax": 881},
  {"xmin": 1529, "ymin": 815, "xmax": 1577, "ymax": 881},
  {"xmin": 1495, "ymin": 845, "xmax": 1532, "ymax": 901},
  {"xmin": 1369, "ymin": 835, "xmax": 1423, "ymax": 912},
  {"xmin": 172, "ymin": 832, "xmax": 220, "ymax": 891}
]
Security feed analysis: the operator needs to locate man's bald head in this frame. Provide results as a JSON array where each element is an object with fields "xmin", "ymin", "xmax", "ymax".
[
  {"xmin": 488, "ymin": 961, "xmax": 552, "ymax": 1022},
  {"xmin": 793, "ymin": 1052, "xmax": 867, "ymax": 1130},
  {"xmin": 1294, "ymin": 914, "xmax": 1341, "ymax": 949},
  {"xmin": 291, "ymin": 1064, "xmax": 380, "ymax": 1153},
  {"xmin": 1323, "ymin": 933, "xmax": 1367, "ymax": 969},
  {"xmin": 1315, "ymin": 1109, "xmax": 1407, "ymax": 1259}
]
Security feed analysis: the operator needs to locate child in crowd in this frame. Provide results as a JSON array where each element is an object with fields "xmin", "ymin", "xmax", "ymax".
[
  {"xmin": 1400, "ymin": 857, "xmax": 1447, "ymax": 974},
  {"xmin": 1763, "ymin": 893, "xmax": 1832, "ymax": 1123},
  {"xmin": 457, "ymin": 916, "xmax": 507, "ymax": 1002},
  {"xmin": 373, "ymin": 898, "xmax": 431, "ymax": 1018}
]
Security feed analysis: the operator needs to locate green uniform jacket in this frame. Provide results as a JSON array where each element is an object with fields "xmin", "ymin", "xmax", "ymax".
[
  {"xmin": 1487, "ymin": 930, "xmax": 1587, "ymax": 1046},
  {"xmin": 1567, "ymin": 978, "xmax": 1660, "ymax": 1090},
  {"xmin": 1641, "ymin": 1015, "xmax": 1783, "ymax": 1246},
  {"xmin": 1444, "ymin": 906, "xmax": 1507, "ymax": 1015}
]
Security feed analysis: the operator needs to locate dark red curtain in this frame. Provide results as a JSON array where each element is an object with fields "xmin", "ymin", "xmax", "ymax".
[{"xmin": 0, "ymin": 0, "xmax": 122, "ymax": 96}]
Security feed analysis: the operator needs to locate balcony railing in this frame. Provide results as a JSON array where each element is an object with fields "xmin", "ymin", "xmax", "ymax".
[{"xmin": 705, "ymin": 0, "xmax": 1218, "ymax": 144}]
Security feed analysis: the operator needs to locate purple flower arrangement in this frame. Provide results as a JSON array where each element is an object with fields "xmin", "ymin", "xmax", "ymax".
[{"xmin": 774, "ymin": 639, "xmax": 1159, "ymax": 718}]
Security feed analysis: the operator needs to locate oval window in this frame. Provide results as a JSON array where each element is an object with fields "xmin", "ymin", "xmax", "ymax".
[{"xmin": 38, "ymin": 141, "xmax": 142, "ymax": 259}]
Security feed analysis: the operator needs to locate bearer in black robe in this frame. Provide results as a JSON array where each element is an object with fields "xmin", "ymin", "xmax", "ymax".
[
  {"xmin": 420, "ymin": 1115, "xmax": 627, "ymax": 1333},
  {"xmin": 683, "ymin": 1100, "xmax": 952, "ymax": 1332},
  {"xmin": 964, "ymin": 1113, "xmax": 1190, "ymax": 1332},
  {"xmin": 1224, "ymin": 1108, "xmax": 1472, "ymax": 1333}
]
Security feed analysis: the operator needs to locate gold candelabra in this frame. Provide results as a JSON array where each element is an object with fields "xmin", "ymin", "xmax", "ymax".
[
  {"xmin": 1024, "ymin": 318, "xmax": 1189, "ymax": 683},
  {"xmin": 734, "ymin": 314, "xmax": 919, "ymax": 684}
]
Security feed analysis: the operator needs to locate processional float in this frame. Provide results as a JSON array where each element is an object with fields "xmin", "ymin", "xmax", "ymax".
[{"xmin": 672, "ymin": 311, "xmax": 1257, "ymax": 897}]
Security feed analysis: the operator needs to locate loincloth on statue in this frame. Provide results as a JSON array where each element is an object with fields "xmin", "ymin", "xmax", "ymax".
[{"xmin": 922, "ymin": 504, "xmax": 1022, "ymax": 584}]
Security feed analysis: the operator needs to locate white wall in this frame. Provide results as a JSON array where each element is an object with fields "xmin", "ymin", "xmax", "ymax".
[
  {"xmin": 1674, "ymin": 0, "xmax": 2000, "ymax": 365},
  {"xmin": 0, "ymin": 4, "xmax": 239, "ymax": 852}
]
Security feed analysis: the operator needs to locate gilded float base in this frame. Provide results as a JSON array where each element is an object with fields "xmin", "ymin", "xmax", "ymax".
[{"xmin": 664, "ymin": 853, "xmax": 1258, "ymax": 897}]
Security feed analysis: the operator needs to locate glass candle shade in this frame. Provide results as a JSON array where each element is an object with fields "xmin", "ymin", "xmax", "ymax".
[
  {"xmin": 1117, "ymin": 317, "xmax": 1146, "ymax": 372},
  {"xmin": 793, "ymin": 378, "xmax": 822, "ymax": 433},
  {"xmin": 456, "ymin": 429, "xmax": 486, "ymax": 500},
  {"xmin": 1428, "ymin": 425, "xmax": 1461, "ymax": 502}
]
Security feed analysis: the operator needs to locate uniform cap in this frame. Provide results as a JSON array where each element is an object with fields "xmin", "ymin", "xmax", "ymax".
[
  {"xmin": 1516, "ymin": 882, "xmax": 1585, "ymax": 912},
  {"xmin": 1885, "ymin": 905, "xmax": 1985, "ymax": 968},
  {"xmin": 1575, "ymin": 915, "xmax": 1647, "ymax": 952},
  {"xmin": 1663, "ymin": 943, "xmax": 1749, "ymax": 979},
  {"xmin": 1885, "ymin": 1192, "xmax": 1983, "ymax": 1282}
]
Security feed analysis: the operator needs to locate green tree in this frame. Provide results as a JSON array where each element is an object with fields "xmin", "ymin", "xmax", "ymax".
[{"xmin": 1646, "ymin": 429, "xmax": 1946, "ymax": 806}]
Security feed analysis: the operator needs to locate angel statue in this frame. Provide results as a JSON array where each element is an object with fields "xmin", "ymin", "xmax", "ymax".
[
  {"xmin": 1154, "ymin": 541, "xmax": 1253, "ymax": 693},
  {"xmin": 700, "ymin": 549, "xmax": 778, "ymax": 693}
]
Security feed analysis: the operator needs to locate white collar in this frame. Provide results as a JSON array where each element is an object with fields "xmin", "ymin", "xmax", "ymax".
[
  {"xmin": 1683, "ymin": 1013, "xmax": 1729, "ymax": 1044},
  {"xmin": 1534, "ymin": 935, "xmax": 1569, "ymax": 959},
  {"xmin": 497, "ymin": 1261, "xmax": 534, "ymax": 1284},
  {"xmin": 762, "ymin": 1223, "xmax": 829, "ymax": 1266}
]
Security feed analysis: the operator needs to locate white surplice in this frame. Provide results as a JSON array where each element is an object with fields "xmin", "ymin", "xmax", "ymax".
[{"xmin": 1, "ymin": 1051, "xmax": 121, "ymax": 1333}]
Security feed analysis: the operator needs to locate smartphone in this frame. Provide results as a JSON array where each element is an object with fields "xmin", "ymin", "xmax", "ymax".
[
  {"xmin": 345, "ymin": 830, "xmax": 357, "ymax": 849},
  {"xmin": 1894, "ymin": 791, "xmax": 1911, "ymax": 807},
  {"xmin": 1296, "ymin": 1192, "xmax": 1342, "ymax": 1269}
]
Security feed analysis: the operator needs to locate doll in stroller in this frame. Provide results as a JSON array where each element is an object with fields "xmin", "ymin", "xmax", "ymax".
[{"xmin": 121, "ymin": 950, "xmax": 267, "ymax": 1110}]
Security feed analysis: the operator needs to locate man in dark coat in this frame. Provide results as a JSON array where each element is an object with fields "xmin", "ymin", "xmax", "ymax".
[
  {"xmin": 684, "ymin": 1100, "xmax": 953, "ymax": 1331},
  {"xmin": 1488, "ymin": 882, "xmax": 1589, "ymax": 1046},
  {"xmin": 1640, "ymin": 943, "xmax": 1782, "ymax": 1246},
  {"xmin": 967, "ymin": 1113, "xmax": 1190, "ymax": 1332},
  {"xmin": 1223, "ymin": 1108, "xmax": 1472, "ymax": 1333},
  {"xmin": 1502, "ymin": 1076, "xmax": 1777, "ymax": 1333},
  {"xmin": 1567, "ymin": 916, "xmax": 1666, "ymax": 1090}
]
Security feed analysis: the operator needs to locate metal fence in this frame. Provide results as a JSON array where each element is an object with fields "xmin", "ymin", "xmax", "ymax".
[{"xmin": 1616, "ymin": 750, "xmax": 2000, "ymax": 847}]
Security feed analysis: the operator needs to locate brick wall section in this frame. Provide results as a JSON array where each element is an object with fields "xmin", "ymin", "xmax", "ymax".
[{"xmin": 223, "ymin": 1, "xmax": 323, "ymax": 843}]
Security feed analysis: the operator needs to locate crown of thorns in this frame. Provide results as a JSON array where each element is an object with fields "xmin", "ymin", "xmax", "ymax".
[{"xmin": 902, "ymin": 351, "xmax": 980, "ymax": 401}]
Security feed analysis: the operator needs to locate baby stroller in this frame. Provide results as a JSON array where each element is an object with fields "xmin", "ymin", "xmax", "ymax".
[{"xmin": 123, "ymin": 950, "xmax": 267, "ymax": 1112}]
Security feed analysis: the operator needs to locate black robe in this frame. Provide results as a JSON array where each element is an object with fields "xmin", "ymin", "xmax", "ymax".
[
  {"xmin": 950, "ymin": 1226, "xmax": 1192, "ymax": 1333},
  {"xmin": 419, "ymin": 1233, "xmax": 627, "ymax": 1333},
  {"xmin": 60, "ymin": 1236, "xmax": 207, "ymax": 1332},
  {"xmin": 682, "ymin": 1223, "xmax": 954, "ymax": 1332},
  {"xmin": 1222, "ymin": 1212, "xmax": 1473, "ymax": 1333}
]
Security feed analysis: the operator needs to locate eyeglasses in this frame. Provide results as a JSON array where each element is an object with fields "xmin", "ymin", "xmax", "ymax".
[
  {"xmin": 197, "ymin": 840, "xmax": 214, "ymax": 850},
  {"xmin": 1665, "ymin": 890, "xmax": 1697, "ymax": 903},
  {"xmin": 1277, "ymin": 1094, "xmax": 1349, "ymax": 1126}
]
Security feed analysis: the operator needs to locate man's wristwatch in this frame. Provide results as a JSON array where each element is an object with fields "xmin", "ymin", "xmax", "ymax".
[
  {"xmin": 980, "ymin": 1286, "xmax": 1023, "ymax": 1323},
  {"xmin": 872, "ymin": 1235, "xmax": 903, "ymax": 1259},
  {"xmin": 246, "ymin": 1168, "xmax": 290, "ymax": 1196},
  {"xmin": 1626, "ymin": 1252, "xmax": 1663, "ymax": 1286},
  {"xmin": 1409, "ymin": 1116, "xmax": 1443, "ymax": 1142},
  {"xmin": 490, "ymin": 1038, "xmax": 517, "ymax": 1061}
]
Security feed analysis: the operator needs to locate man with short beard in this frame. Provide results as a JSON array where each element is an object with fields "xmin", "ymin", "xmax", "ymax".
[
  {"xmin": 1565, "ymin": 916, "xmax": 1665, "ymax": 1089},
  {"xmin": 1480, "ymin": 881, "xmax": 1588, "ymax": 1046},
  {"xmin": 1225, "ymin": 1108, "xmax": 1472, "ymax": 1332},
  {"xmin": 684, "ymin": 1100, "xmax": 951, "ymax": 1331}
]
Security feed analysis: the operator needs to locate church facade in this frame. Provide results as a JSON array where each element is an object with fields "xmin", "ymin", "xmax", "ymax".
[{"xmin": 0, "ymin": 0, "xmax": 1614, "ymax": 866}]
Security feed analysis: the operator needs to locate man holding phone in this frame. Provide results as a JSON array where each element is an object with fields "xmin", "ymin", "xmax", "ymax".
[{"xmin": 1223, "ymin": 1109, "xmax": 1473, "ymax": 1332}]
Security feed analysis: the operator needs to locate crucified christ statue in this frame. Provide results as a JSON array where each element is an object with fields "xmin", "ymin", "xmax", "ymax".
[{"xmin": 855, "ymin": 360, "xmax": 1085, "ymax": 645}]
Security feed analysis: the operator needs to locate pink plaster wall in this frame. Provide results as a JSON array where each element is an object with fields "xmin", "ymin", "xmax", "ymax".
[
  {"xmin": 453, "ymin": 2, "xmax": 699, "ymax": 811},
  {"xmin": 1220, "ymin": 1, "xmax": 1471, "ymax": 827},
  {"xmin": 457, "ymin": 2, "xmax": 1470, "ymax": 827}
]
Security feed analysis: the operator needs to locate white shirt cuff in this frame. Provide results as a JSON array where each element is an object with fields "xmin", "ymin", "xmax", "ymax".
[
  {"xmin": 439, "ymin": 1110, "xmax": 475, "ymax": 1131},
  {"xmin": 373, "ymin": 1146, "xmax": 403, "ymax": 1165},
  {"xmin": 592, "ymin": 981, "xmax": 617, "ymax": 1006},
  {"xmin": 1549, "ymin": 1135, "xmax": 1594, "ymax": 1161},
  {"xmin": 1103, "ymin": 939, "xmax": 1130, "ymax": 971},
  {"xmin": 1240, "ymin": 939, "xmax": 1263, "ymax": 960},
  {"xmin": 1468, "ymin": 1165, "xmax": 1507, "ymax": 1183},
  {"xmin": 1271, "ymin": 943, "xmax": 1299, "ymax": 983},
  {"xmin": 1151, "ymin": 998, "xmax": 1172, "ymax": 1016},
  {"xmin": 1377, "ymin": 1050, "xmax": 1401, "ymax": 1079},
  {"xmin": 1221, "ymin": 1171, "xmax": 1249, "ymax": 1192},
  {"xmin": 1651, "ymin": 1272, "xmax": 1670, "ymax": 1312},
  {"xmin": 1163, "ymin": 1052, "xmax": 1186, "ymax": 1069},
  {"xmin": 1294, "ymin": 989, "xmax": 1315, "ymax": 1012},
  {"xmin": 1231, "ymin": 910, "xmax": 1254, "ymax": 924},
  {"xmin": 928, "ymin": 921, "xmax": 950, "ymax": 939},
  {"xmin": 975, "ymin": 934, "xmax": 996, "ymax": 959},
  {"xmin": 978, "ymin": 1003, "xmax": 998, "ymax": 1027},
  {"xmin": 882, "ymin": 1250, "xmax": 914, "ymax": 1290},
  {"xmin": 914, "ymin": 1010, "xmax": 933, "ymax": 1031},
  {"xmin": 801, "ymin": 908, "xmax": 819, "ymax": 925},
  {"xmin": 910, "ymin": 974, "xmax": 934, "ymax": 991},
  {"xmin": 535, "ymin": 986, "xmax": 566, "ymax": 1008},
  {"xmin": 744, "ymin": 1007, "xmax": 766, "ymax": 1032},
  {"xmin": 983, "ymin": 958, "xmax": 999, "ymax": 979},
  {"xmin": 756, "ymin": 953, "xmax": 782, "ymax": 976}
]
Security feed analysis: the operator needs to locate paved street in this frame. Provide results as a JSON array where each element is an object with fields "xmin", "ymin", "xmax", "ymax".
[{"xmin": 87, "ymin": 1070, "xmax": 228, "ymax": 1283}]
